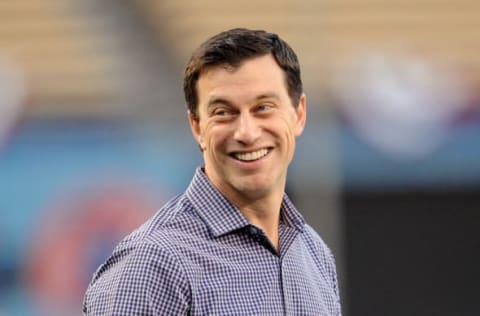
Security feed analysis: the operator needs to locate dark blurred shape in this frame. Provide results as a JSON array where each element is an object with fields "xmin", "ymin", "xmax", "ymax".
[{"xmin": 344, "ymin": 188, "xmax": 480, "ymax": 316}]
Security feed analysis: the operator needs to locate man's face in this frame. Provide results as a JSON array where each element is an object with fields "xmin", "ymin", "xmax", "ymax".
[{"xmin": 189, "ymin": 54, "xmax": 306, "ymax": 202}]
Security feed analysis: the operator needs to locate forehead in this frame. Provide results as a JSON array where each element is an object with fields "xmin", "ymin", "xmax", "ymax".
[{"xmin": 197, "ymin": 54, "xmax": 288, "ymax": 103}]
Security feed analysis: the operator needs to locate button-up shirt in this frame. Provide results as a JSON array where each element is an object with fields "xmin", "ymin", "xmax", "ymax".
[{"xmin": 83, "ymin": 168, "xmax": 342, "ymax": 315}]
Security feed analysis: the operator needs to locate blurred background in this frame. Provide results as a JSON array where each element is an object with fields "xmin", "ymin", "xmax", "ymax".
[{"xmin": 0, "ymin": 0, "xmax": 479, "ymax": 315}]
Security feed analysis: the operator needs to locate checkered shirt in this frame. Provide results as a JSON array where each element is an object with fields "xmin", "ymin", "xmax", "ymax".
[{"xmin": 83, "ymin": 167, "xmax": 342, "ymax": 315}]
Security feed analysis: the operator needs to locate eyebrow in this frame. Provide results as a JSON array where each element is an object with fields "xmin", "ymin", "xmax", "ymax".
[
  {"xmin": 256, "ymin": 93, "xmax": 281, "ymax": 101},
  {"xmin": 207, "ymin": 97, "xmax": 234, "ymax": 108},
  {"xmin": 207, "ymin": 93, "xmax": 281, "ymax": 108}
]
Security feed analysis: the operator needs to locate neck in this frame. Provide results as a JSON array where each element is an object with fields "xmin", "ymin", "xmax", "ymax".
[
  {"xmin": 232, "ymin": 191, "xmax": 284, "ymax": 250},
  {"xmin": 202, "ymin": 167, "xmax": 286, "ymax": 250}
]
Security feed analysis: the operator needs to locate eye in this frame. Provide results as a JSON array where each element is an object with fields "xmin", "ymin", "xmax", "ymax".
[
  {"xmin": 212, "ymin": 107, "xmax": 234, "ymax": 117},
  {"xmin": 256, "ymin": 104, "xmax": 273, "ymax": 112},
  {"xmin": 214, "ymin": 109, "xmax": 226, "ymax": 116}
]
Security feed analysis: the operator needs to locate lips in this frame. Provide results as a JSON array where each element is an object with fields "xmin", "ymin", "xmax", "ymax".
[{"xmin": 231, "ymin": 148, "xmax": 270, "ymax": 162}]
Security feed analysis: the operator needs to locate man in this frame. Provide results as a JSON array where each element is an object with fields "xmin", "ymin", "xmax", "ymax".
[{"xmin": 83, "ymin": 28, "xmax": 341, "ymax": 315}]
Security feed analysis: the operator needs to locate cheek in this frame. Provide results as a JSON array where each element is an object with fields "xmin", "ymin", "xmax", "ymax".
[
  {"xmin": 198, "ymin": 120, "xmax": 214, "ymax": 145},
  {"xmin": 283, "ymin": 130, "xmax": 296, "ymax": 157},
  {"xmin": 276, "ymin": 115, "xmax": 298, "ymax": 144},
  {"xmin": 203, "ymin": 123, "xmax": 229, "ymax": 151}
]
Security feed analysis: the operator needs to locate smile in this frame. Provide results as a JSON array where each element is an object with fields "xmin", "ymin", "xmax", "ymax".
[{"xmin": 232, "ymin": 148, "xmax": 270, "ymax": 162}]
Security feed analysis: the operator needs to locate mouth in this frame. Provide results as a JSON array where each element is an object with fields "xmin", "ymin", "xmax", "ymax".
[{"xmin": 230, "ymin": 148, "xmax": 271, "ymax": 162}]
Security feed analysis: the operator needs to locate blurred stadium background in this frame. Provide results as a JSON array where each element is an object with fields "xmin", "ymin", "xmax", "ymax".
[{"xmin": 0, "ymin": 1, "xmax": 479, "ymax": 315}]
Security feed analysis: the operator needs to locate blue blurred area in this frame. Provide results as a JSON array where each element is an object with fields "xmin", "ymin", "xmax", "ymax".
[
  {"xmin": 0, "ymin": 119, "xmax": 198, "ymax": 257},
  {"xmin": 0, "ymin": 119, "xmax": 200, "ymax": 315}
]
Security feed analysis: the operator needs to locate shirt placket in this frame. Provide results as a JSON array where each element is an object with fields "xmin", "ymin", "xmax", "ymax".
[{"xmin": 243, "ymin": 224, "xmax": 286, "ymax": 315}]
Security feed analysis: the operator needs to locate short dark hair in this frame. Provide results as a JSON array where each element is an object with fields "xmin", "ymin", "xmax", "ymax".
[{"xmin": 184, "ymin": 28, "xmax": 303, "ymax": 121}]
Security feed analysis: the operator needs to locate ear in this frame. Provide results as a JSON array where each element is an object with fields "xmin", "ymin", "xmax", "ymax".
[
  {"xmin": 294, "ymin": 94, "xmax": 307, "ymax": 137},
  {"xmin": 188, "ymin": 110, "xmax": 206, "ymax": 151}
]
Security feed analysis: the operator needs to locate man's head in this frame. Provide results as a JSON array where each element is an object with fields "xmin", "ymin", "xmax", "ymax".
[
  {"xmin": 185, "ymin": 28, "xmax": 306, "ymax": 202},
  {"xmin": 184, "ymin": 28, "xmax": 303, "ymax": 122}
]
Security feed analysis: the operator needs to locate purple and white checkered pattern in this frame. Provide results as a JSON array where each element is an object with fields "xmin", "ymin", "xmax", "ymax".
[{"xmin": 83, "ymin": 167, "xmax": 342, "ymax": 315}]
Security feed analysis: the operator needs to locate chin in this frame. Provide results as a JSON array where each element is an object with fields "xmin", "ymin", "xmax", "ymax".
[{"xmin": 232, "ymin": 178, "xmax": 273, "ymax": 197}]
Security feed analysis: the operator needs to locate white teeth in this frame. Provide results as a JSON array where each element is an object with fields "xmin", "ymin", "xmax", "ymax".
[{"xmin": 234, "ymin": 149, "xmax": 269, "ymax": 161}]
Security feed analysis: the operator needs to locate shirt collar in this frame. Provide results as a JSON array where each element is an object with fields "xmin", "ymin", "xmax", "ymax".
[
  {"xmin": 186, "ymin": 167, "xmax": 305, "ymax": 237},
  {"xmin": 281, "ymin": 194, "xmax": 306, "ymax": 232}
]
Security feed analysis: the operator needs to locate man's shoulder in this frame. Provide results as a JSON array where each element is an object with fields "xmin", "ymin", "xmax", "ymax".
[
  {"xmin": 301, "ymin": 224, "xmax": 336, "ymax": 262},
  {"xmin": 84, "ymin": 193, "xmax": 197, "ymax": 312},
  {"xmin": 84, "ymin": 223, "xmax": 193, "ymax": 315},
  {"xmin": 119, "ymin": 193, "xmax": 204, "ymax": 252}
]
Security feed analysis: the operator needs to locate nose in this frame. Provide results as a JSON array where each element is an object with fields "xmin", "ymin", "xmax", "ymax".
[{"xmin": 233, "ymin": 112, "xmax": 261, "ymax": 145}]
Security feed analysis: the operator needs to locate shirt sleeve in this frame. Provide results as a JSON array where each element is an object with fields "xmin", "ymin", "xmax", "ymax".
[
  {"xmin": 327, "ymin": 249, "xmax": 342, "ymax": 316},
  {"xmin": 304, "ymin": 225, "xmax": 343, "ymax": 315},
  {"xmin": 83, "ymin": 241, "xmax": 191, "ymax": 315}
]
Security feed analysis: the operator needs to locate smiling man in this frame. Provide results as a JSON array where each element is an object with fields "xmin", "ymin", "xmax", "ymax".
[{"xmin": 84, "ymin": 28, "xmax": 341, "ymax": 315}]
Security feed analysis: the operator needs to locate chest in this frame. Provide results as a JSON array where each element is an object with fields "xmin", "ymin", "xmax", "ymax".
[{"xmin": 180, "ymin": 233, "xmax": 337, "ymax": 315}]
